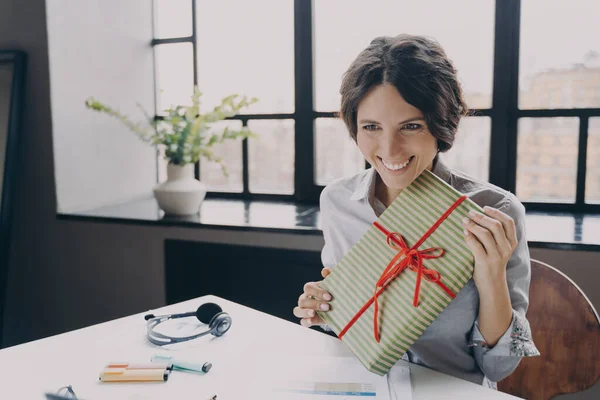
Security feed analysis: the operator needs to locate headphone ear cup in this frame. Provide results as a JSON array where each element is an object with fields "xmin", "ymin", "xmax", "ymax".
[
  {"xmin": 196, "ymin": 303, "xmax": 223, "ymax": 324},
  {"xmin": 208, "ymin": 312, "xmax": 232, "ymax": 337}
]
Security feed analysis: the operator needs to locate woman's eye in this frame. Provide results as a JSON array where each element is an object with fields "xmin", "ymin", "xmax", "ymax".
[
  {"xmin": 403, "ymin": 123, "xmax": 422, "ymax": 131},
  {"xmin": 362, "ymin": 124, "xmax": 379, "ymax": 132}
]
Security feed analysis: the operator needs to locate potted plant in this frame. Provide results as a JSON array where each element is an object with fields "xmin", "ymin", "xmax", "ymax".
[{"xmin": 85, "ymin": 86, "xmax": 258, "ymax": 215}]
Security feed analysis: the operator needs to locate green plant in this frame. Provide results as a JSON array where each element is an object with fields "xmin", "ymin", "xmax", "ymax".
[{"xmin": 85, "ymin": 86, "xmax": 258, "ymax": 176}]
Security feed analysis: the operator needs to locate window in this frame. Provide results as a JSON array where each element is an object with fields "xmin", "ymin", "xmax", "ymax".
[
  {"xmin": 313, "ymin": 0, "xmax": 495, "ymax": 183},
  {"xmin": 314, "ymin": 118, "xmax": 364, "ymax": 186},
  {"xmin": 195, "ymin": 0, "xmax": 294, "ymax": 114},
  {"xmin": 587, "ymin": 118, "xmax": 600, "ymax": 203},
  {"xmin": 517, "ymin": 118, "xmax": 579, "ymax": 203},
  {"xmin": 199, "ymin": 120, "xmax": 244, "ymax": 193},
  {"xmin": 153, "ymin": 0, "xmax": 192, "ymax": 38},
  {"xmin": 154, "ymin": 43, "xmax": 193, "ymax": 113},
  {"xmin": 519, "ymin": 0, "xmax": 600, "ymax": 109},
  {"xmin": 439, "ymin": 117, "xmax": 491, "ymax": 182},
  {"xmin": 314, "ymin": 0, "xmax": 496, "ymax": 111},
  {"xmin": 247, "ymin": 120, "xmax": 295, "ymax": 194},
  {"xmin": 153, "ymin": 0, "xmax": 295, "ymax": 199},
  {"xmin": 152, "ymin": 0, "xmax": 600, "ymax": 213},
  {"xmin": 516, "ymin": 0, "xmax": 600, "ymax": 211}
]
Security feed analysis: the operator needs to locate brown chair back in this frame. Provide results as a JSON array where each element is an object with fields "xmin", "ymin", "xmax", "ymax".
[{"xmin": 497, "ymin": 259, "xmax": 600, "ymax": 399}]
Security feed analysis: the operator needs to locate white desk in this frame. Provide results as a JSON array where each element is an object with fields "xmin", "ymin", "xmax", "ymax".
[{"xmin": 0, "ymin": 295, "xmax": 521, "ymax": 399}]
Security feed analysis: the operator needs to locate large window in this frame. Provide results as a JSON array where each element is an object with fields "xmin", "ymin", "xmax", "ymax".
[
  {"xmin": 313, "ymin": 0, "xmax": 495, "ymax": 185},
  {"xmin": 514, "ymin": 0, "xmax": 600, "ymax": 211},
  {"xmin": 153, "ymin": 0, "xmax": 600, "ymax": 212}
]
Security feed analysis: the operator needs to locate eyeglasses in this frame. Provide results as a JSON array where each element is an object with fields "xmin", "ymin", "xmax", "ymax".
[{"xmin": 56, "ymin": 385, "xmax": 78, "ymax": 399}]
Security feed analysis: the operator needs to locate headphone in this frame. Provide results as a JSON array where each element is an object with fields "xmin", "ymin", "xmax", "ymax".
[{"xmin": 144, "ymin": 302, "xmax": 232, "ymax": 346}]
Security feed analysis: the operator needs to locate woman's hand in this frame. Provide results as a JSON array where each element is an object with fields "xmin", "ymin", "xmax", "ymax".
[
  {"xmin": 462, "ymin": 206, "xmax": 518, "ymax": 290},
  {"xmin": 293, "ymin": 268, "xmax": 332, "ymax": 327},
  {"xmin": 462, "ymin": 205, "xmax": 517, "ymax": 345}
]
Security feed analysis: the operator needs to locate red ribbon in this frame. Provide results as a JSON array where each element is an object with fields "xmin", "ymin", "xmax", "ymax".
[{"xmin": 338, "ymin": 195, "xmax": 468, "ymax": 343}]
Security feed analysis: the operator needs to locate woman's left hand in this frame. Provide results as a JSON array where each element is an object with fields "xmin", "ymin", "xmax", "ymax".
[{"xmin": 462, "ymin": 206, "xmax": 518, "ymax": 290}]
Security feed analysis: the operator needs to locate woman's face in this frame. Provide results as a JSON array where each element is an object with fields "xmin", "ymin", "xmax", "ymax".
[{"xmin": 356, "ymin": 83, "xmax": 438, "ymax": 199}]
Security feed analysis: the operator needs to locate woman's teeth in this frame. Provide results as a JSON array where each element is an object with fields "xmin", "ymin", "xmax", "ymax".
[{"xmin": 382, "ymin": 157, "xmax": 412, "ymax": 171}]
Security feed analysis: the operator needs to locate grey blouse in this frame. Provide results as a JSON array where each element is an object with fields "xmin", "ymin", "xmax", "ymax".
[{"xmin": 318, "ymin": 158, "xmax": 540, "ymax": 387}]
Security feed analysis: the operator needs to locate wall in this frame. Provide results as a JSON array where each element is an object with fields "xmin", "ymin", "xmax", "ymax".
[{"xmin": 48, "ymin": 0, "xmax": 157, "ymax": 212}]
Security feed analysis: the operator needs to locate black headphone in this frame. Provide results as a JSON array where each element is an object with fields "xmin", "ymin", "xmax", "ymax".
[{"xmin": 144, "ymin": 303, "xmax": 232, "ymax": 346}]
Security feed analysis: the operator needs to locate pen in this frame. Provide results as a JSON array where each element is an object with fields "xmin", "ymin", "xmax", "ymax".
[
  {"xmin": 99, "ymin": 367, "xmax": 170, "ymax": 382},
  {"xmin": 151, "ymin": 354, "xmax": 212, "ymax": 373},
  {"xmin": 105, "ymin": 362, "xmax": 173, "ymax": 370}
]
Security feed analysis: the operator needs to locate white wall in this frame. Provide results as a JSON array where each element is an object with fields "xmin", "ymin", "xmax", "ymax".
[{"xmin": 47, "ymin": 0, "xmax": 157, "ymax": 212}]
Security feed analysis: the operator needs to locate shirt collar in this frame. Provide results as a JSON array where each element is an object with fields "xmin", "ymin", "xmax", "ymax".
[{"xmin": 350, "ymin": 155, "xmax": 452, "ymax": 201}]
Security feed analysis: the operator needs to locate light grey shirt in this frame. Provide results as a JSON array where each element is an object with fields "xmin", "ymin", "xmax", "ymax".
[{"xmin": 319, "ymin": 158, "xmax": 540, "ymax": 387}]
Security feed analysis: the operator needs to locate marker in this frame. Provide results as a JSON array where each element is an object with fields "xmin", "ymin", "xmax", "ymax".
[
  {"xmin": 99, "ymin": 367, "xmax": 170, "ymax": 382},
  {"xmin": 151, "ymin": 354, "xmax": 212, "ymax": 373},
  {"xmin": 105, "ymin": 362, "xmax": 173, "ymax": 370}
]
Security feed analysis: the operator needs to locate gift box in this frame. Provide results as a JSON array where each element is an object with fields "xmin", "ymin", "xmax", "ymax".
[{"xmin": 317, "ymin": 169, "xmax": 484, "ymax": 376}]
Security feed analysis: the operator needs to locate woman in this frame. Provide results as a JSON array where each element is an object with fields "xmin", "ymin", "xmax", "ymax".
[{"xmin": 293, "ymin": 34, "xmax": 539, "ymax": 388}]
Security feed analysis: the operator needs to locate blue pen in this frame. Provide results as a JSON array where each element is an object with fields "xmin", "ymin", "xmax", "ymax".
[{"xmin": 150, "ymin": 354, "xmax": 212, "ymax": 373}]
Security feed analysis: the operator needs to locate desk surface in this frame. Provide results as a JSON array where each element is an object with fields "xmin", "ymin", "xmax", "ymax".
[{"xmin": 0, "ymin": 295, "xmax": 521, "ymax": 399}]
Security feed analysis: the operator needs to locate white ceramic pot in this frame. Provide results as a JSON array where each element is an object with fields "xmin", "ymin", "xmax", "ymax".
[{"xmin": 153, "ymin": 163, "xmax": 207, "ymax": 216}]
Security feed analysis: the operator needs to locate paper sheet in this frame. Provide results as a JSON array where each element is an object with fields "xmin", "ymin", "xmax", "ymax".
[
  {"xmin": 238, "ymin": 355, "xmax": 405, "ymax": 399},
  {"xmin": 387, "ymin": 364, "xmax": 413, "ymax": 400}
]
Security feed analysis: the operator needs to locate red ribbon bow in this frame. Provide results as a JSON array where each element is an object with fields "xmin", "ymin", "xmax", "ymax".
[{"xmin": 338, "ymin": 195, "xmax": 467, "ymax": 343}]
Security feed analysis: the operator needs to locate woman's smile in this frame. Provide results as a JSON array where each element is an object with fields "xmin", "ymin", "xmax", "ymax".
[{"xmin": 378, "ymin": 155, "xmax": 415, "ymax": 173}]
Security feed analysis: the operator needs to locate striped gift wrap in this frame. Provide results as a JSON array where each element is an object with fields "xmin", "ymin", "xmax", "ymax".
[{"xmin": 317, "ymin": 169, "xmax": 484, "ymax": 376}]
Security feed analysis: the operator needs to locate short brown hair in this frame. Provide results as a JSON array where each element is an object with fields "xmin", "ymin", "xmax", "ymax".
[{"xmin": 339, "ymin": 34, "xmax": 468, "ymax": 152}]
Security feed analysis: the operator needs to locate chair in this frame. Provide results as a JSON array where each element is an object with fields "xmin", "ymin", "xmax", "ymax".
[{"xmin": 497, "ymin": 259, "xmax": 600, "ymax": 400}]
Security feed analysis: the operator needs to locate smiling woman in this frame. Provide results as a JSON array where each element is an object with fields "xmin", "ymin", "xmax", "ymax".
[
  {"xmin": 338, "ymin": 35, "xmax": 469, "ymax": 207},
  {"xmin": 293, "ymin": 34, "xmax": 540, "ymax": 388},
  {"xmin": 355, "ymin": 84, "xmax": 441, "ymax": 207}
]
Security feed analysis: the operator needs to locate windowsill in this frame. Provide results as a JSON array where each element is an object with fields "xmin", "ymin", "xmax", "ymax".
[{"xmin": 57, "ymin": 195, "xmax": 600, "ymax": 251}]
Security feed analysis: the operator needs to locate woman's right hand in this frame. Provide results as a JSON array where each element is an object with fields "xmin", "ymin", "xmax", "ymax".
[{"xmin": 293, "ymin": 268, "xmax": 332, "ymax": 327}]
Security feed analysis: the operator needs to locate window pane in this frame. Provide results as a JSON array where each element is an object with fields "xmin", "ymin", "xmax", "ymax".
[
  {"xmin": 582, "ymin": 216, "xmax": 600, "ymax": 243},
  {"xmin": 153, "ymin": 0, "xmax": 192, "ymax": 38},
  {"xmin": 526, "ymin": 214, "xmax": 575, "ymax": 243},
  {"xmin": 196, "ymin": 0, "xmax": 294, "ymax": 113},
  {"xmin": 439, "ymin": 117, "xmax": 491, "ymax": 182},
  {"xmin": 520, "ymin": 0, "xmax": 600, "ymax": 109},
  {"xmin": 315, "ymin": 119, "xmax": 365, "ymax": 186},
  {"xmin": 200, "ymin": 120, "xmax": 244, "ymax": 193},
  {"xmin": 155, "ymin": 43, "xmax": 193, "ymax": 113},
  {"xmin": 516, "ymin": 117, "xmax": 579, "ymax": 203},
  {"xmin": 314, "ymin": 0, "xmax": 495, "ymax": 111},
  {"xmin": 586, "ymin": 118, "xmax": 600, "ymax": 203},
  {"xmin": 248, "ymin": 120, "xmax": 294, "ymax": 194}
]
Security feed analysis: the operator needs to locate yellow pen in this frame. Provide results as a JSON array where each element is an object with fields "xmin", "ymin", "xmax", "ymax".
[
  {"xmin": 105, "ymin": 362, "xmax": 173, "ymax": 370},
  {"xmin": 99, "ymin": 367, "xmax": 170, "ymax": 382}
]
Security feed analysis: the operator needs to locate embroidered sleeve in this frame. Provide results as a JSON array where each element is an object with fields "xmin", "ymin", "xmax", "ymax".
[
  {"xmin": 470, "ymin": 311, "xmax": 540, "ymax": 357},
  {"xmin": 508, "ymin": 312, "xmax": 540, "ymax": 357},
  {"xmin": 468, "ymin": 195, "xmax": 541, "ymax": 382}
]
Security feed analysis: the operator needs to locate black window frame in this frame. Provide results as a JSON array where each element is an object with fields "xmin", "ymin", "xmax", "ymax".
[{"xmin": 151, "ymin": 0, "xmax": 600, "ymax": 213}]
